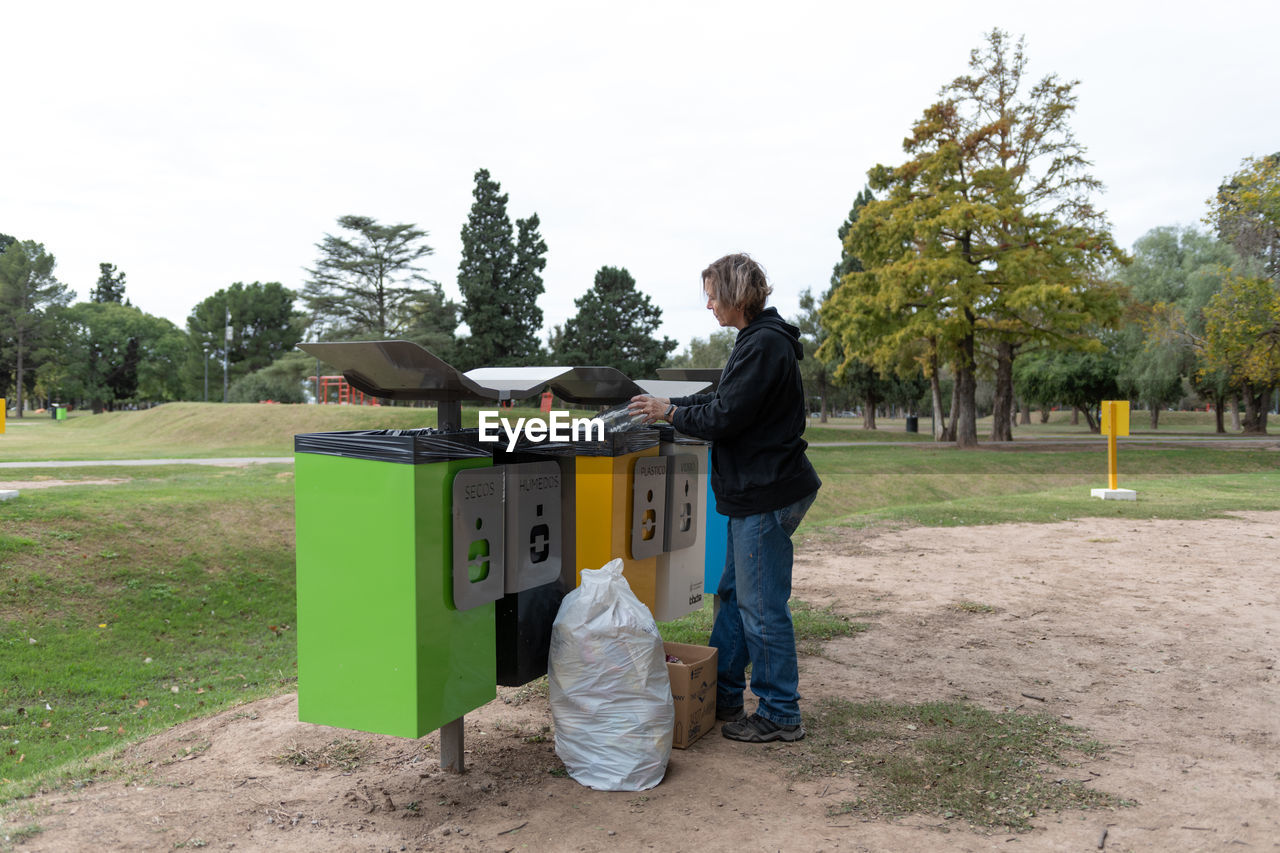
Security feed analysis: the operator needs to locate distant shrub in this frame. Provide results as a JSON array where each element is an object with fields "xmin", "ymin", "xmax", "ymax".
[{"xmin": 227, "ymin": 372, "xmax": 306, "ymax": 404}]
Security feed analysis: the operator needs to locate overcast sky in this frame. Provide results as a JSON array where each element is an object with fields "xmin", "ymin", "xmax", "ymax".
[{"xmin": 4, "ymin": 1, "xmax": 1277, "ymax": 356}]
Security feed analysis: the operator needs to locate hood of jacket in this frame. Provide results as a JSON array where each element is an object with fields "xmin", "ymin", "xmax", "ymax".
[{"xmin": 738, "ymin": 307, "xmax": 804, "ymax": 360}]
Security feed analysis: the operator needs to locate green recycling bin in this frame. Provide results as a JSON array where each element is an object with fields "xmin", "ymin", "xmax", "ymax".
[{"xmin": 294, "ymin": 428, "xmax": 497, "ymax": 738}]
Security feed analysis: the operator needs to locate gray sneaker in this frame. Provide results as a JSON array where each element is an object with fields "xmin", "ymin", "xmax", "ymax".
[{"xmin": 721, "ymin": 713, "xmax": 804, "ymax": 743}]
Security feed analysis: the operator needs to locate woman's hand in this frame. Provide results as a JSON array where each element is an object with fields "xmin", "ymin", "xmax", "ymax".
[{"xmin": 628, "ymin": 394, "xmax": 671, "ymax": 424}]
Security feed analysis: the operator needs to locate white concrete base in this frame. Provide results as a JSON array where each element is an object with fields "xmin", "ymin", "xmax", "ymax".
[
  {"xmin": 1091, "ymin": 488, "xmax": 1137, "ymax": 501},
  {"xmin": 0, "ymin": 490, "xmax": 18, "ymax": 501}
]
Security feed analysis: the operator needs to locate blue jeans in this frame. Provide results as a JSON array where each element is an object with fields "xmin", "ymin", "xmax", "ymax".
[{"xmin": 709, "ymin": 491, "xmax": 817, "ymax": 727}]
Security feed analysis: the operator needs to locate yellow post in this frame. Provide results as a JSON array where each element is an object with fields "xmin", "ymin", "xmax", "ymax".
[
  {"xmin": 1098, "ymin": 400, "xmax": 1130, "ymax": 493},
  {"xmin": 1, "ymin": 398, "xmax": 5, "ymax": 434}
]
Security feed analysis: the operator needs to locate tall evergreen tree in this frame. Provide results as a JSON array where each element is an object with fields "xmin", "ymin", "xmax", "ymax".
[
  {"xmin": 457, "ymin": 169, "xmax": 547, "ymax": 367},
  {"xmin": 811, "ymin": 189, "xmax": 877, "ymax": 427},
  {"xmin": 91, "ymin": 262, "xmax": 129, "ymax": 304},
  {"xmin": 302, "ymin": 215, "xmax": 435, "ymax": 339},
  {"xmin": 0, "ymin": 241, "xmax": 72, "ymax": 416},
  {"xmin": 554, "ymin": 266, "xmax": 676, "ymax": 377}
]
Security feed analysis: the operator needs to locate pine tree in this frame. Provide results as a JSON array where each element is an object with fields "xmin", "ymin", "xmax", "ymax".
[
  {"xmin": 555, "ymin": 266, "xmax": 676, "ymax": 377},
  {"xmin": 457, "ymin": 169, "xmax": 546, "ymax": 367},
  {"xmin": 91, "ymin": 262, "xmax": 129, "ymax": 304},
  {"xmin": 302, "ymin": 215, "xmax": 435, "ymax": 339},
  {"xmin": 0, "ymin": 241, "xmax": 72, "ymax": 416}
]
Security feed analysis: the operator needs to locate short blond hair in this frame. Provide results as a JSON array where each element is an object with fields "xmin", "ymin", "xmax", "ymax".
[{"xmin": 702, "ymin": 253, "xmax": 772, "ymax": 320}]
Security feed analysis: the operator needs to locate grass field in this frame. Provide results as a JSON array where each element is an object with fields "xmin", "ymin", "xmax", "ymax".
[{"xmin": 2, "ymin": 403, "xmax": 1278, "ymax": 804}]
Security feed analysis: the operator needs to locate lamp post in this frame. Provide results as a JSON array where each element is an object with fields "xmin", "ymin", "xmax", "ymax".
[
  {"xmin": 202, "ymin": 343, "xmax": 210, "ymax": 402},
  {"xmin": 223, "ymin": 306, "xmax": 230, "ymax": 403}
]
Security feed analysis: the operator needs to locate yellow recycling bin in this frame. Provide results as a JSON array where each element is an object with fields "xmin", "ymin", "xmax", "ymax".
[{"xmin": 541, "ymin": 430, "xmax": 665, "ymax": 614}]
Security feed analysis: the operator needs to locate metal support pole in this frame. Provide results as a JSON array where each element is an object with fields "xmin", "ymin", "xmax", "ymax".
[
  {"xmin": 440, "ymin": 716, "xmax": 465, "ymax": 773},
  {"xmin": 1107, "ymin": 430, "xmax": 1118, "ymax": 491},
  {"xmin": 439, "ymin": 399, "xmax": 463, "ymax": 431},
  {"xmin": 438, "ymin": 393, "xmax": 466, "ymax": 773}
]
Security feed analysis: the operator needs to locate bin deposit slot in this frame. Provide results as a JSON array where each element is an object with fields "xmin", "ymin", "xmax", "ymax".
[
  {"xmin": 468, "ymin": 519, "xmax": 491, "ymax": 581},
  {"xmin": 530, "ymin": 506, "xmax": 550, "ymax": 564}
]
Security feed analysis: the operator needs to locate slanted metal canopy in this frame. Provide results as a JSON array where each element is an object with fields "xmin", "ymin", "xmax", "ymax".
[
  {"xmin": 634, "ymin": 379, "xmax": 713, "ymax": 400},
  {"xmin": 298, "ymin": 341, "xmax": 490, "ymax": 402},
  {"xmin": 462, "ymin": 366, "xmax": 577, "ymax": 400},
  {"xmin": 656, "ymin": 367, "xmax": 724, "ymax": 393},
  {"xmin": 298, "ymin": 341, "xmax": 713, "ymax": 407}
]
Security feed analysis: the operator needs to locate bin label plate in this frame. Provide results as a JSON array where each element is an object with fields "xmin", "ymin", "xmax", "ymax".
[
  {"xmin": 630, "ymin": 456, "xmax": 668, "ymax": 560},
  {"xmin": 504, "ymin": 461, "xmax": 562, "ymax": 593},
  {"xmin": 452, "ymin": 468, "xmax": 506, "ymax": 611}
]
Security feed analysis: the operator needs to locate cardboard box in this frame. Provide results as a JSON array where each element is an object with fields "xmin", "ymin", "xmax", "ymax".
[{"xmin": 664, "ymin": 641, "xmax": 717, "ymax": 749}]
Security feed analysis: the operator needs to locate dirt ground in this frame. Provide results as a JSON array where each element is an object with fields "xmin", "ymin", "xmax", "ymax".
[{"xmin": 8, "ymin": 512, "xmax": 1278, "ymax": 852}]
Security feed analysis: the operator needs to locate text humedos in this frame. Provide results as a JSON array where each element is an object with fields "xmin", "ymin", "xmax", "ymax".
[{"xmin": 478, "ymin": 411, "xmax": 604, "ymax": 451}]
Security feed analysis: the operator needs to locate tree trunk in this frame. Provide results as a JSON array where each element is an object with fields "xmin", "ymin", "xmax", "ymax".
[
  {"xmin": 14, "ymin": 330, "xmax": 25, "ymax": 418},
  {"xmin": 1213, "ymin": 394, "xmax": 1226, "ymax": 433},
  {"xmin": 1083, "ymin": 406, "xmax": 1101, "ymax": 433},
  {"xmin": 1230, "ymin": 396, "xmax": 1242, "ymax": 432},
  {"xmin": 1018, "ymin": 397, "xmax": 1031, "ymax": 425},
  {"xmin": 1039, "ymin": 407, "xmax": 1050, "ymax": 423},
  {"xmin": 862, "ymin": 395, "xmax": 877, "ymax": 430},
  {"xmin": 942, "ymin": 368, "xmax": 960, "ymax": 442},
  {"xmin": 1071, "ymin": 407, "xmax": 1080, "ymax": 426},
  {"xmin": 1241, "ymin": 383, "xmax": 1269, "ymax": 434},
  {"xmin": 989, "ymin": 341, "xmax": 1015, "ymax": 442},
  {"xmin": 953, "ymin": 336, "xmax": 978, "ymax": 448},
  {"xmin": 1149, "ymin": 406, "xmax": 1160, "ymax": 429},
  {"xmin": 930, "ymin": 371, "xmax": 947, "ymax": 441}
]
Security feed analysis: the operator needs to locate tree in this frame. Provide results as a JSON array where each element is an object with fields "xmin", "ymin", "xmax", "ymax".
[
  {"xmin": 48, "ymin": 302, "xmax": 188, "ymax": 411},
  {"xmin": 1208, "ymin": 153, "xmax": 1279, "ymax": 279},
  {"xmin": 823, "ymin": 30, "xmax": 1123, "ymax": 448},
  {"xmin": 401, "ymin": 281, "xmax": 462, "ymax": 362},
  {"xmin": 1200, "ymin": 275, "xmax": 1280, "ymax": 434},
  {"xmin": 1115, "ymin": 227, "xmax": 1239, "ymax": 427},
  {"xmin": 187, "ymin": 282, "xmax": 304, "ymax": 397},
  {"xmin": 666, "ymin": 329, "xmax": 737, "ymax": 369},
  {"xmin": 804, "ymin": 189, "xmax": 872, "ymax": 425},
  {"xmin": 302, "ymin": 215, "xmax": 436, "ymax": 339},
  {"xmin": 91, "ymin": 262, "xmax": 130, "ymax": 304},
  {"xmin": 1013, "ymin": 348, "xmax": 1121, "ymax": 432},
  {"xmin": 457, "ymin": 169, "xmax": 547, "ymax": 367},
  {"xmin": 554, "ymin": 266, "xmax": 676, "ymax": 377},
  {"xmin": 227, "ymin": 370, "xmax": 307, "ymax": 404},
  {"xmin": 0, "ymin": 240, "xmax": 72, "ymax": 416},
  {"xmin": 795, "ymin": 288, "xmax": 836, "ymax": 422}
]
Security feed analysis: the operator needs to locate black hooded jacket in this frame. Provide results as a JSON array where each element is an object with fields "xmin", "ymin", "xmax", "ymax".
[{"xmin": 670, "ymin": 307, "xmax": 821, "ymax": 517}]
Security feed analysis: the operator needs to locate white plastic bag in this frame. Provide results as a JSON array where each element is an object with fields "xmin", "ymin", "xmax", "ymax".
[{"xmin": 548, "ymin": 558, "xmax": 674, "ymax": 791}]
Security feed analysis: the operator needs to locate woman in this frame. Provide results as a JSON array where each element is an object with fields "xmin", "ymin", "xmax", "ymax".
[{"xmin": 630, "ymin": 253, "xmax": 820, "ymax": 743}]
